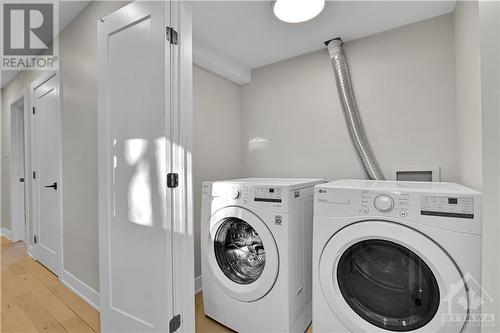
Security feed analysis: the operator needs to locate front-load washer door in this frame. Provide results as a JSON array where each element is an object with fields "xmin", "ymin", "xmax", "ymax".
[
  {"xmin": 319, "ymin": 220, "xmax": 467, "ymax": 333},
  {"xmin": 207, "ymin": 206, "xmax": 279, "ymax": 302}
]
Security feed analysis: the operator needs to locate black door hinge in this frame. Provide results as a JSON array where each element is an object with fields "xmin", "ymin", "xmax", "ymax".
[
  {"xmin": 167, "ymin": 173, "xmax": 179, "ymax": 189},
  {"xmin": 33, "ymin": 171, "xmax": 36, "ymax": 179},
  {"xmin": 32, "ymin": 107, "xmax": 35, "ymax": 115},
  {"xmin": 169, "ymin": 314, "xmax": 181, "ymax": 333},
  {"xmin": 166, "ymin": 26, "xmax": 178, "ymax": 45},
  {"xmin": 34, "ymin": 235, "xmax": 37, "ymax": 244}
]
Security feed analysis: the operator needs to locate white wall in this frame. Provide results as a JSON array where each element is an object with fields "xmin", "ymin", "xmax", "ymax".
[
  {"xmin": 193, "ymin": 65, "xmax": 243, "ymax": 280},
  {"xmin": 454, "ymin": 1, "xmax": 482, "ymax": 190},
  {"xmin": 241, "ymin": 14, "xmax": 458, "ymax": 182},
  {"xmin": 0, "ymin": 1, "xmax": 128, "ymax": 293},
  {"xmin": 478, "ymin": 1, "xmax": 500, "ymax": 330}
]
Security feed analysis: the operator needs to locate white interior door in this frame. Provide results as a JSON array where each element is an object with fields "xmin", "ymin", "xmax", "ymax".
[
  {"xmin": 32, "ymin": 73, "xmax": 62, "ymax": 276},
  {"xmin": 9, "ymin": 99, "xmax": 27, "ymax": 242},
  {"xmin": 98, "ymin": 2, "xmax": 175, "ymax": 332}
]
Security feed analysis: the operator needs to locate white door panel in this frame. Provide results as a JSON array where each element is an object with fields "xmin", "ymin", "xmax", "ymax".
[
  {"xmin": 98, "ymin": 2, "xmax": 173, "ymax": 332},
  {"xmin": 32, "ymin": 73, "xmax": 62, "ymax": 275}
]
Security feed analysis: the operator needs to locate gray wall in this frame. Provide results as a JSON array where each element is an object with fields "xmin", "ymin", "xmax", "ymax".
[
  {"xmin": 241, "ymin": 14, "xmax": 458, "ymax": 182},
  {"xmin": 454, "ymin": 1, "xmax": 482, "ymax": 190},
  {"xmin": 58, "ymin": 0, "xmax": 128, "ymax": 291},
  {"xmin": 0, "ymin": 1, "xmax": 128, "ymax": 291},
  {"xmin": 193, "ymin": 65, "xmax": 243, "ymax": 279}
]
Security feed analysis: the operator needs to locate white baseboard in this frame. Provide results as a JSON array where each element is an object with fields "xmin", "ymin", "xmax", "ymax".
[
  {"xmin": 1, "ymin": 228, "xmax": 11, "ymax": 240},
  {"xmin": 27, "ymin": 244, "xmax": 34, "ymax": 258},
  {"xmin": 195, "ymin": 275, "xmax": 202, "ymax": 294},
  {"xmin": 59, "ymin": 270, "xmax": 200, "ymax": 311},
  {"xmin": 60, "ymin": 270, "xmax": 100, "ymax": 311}
]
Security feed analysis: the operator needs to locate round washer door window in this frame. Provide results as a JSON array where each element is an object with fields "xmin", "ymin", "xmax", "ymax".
[
  {"xmin": 206, "ymin": 206, "xmax": 279, "ymax": 302},
  {"xmin": 337, "ymin": 239, "xmax": 440, "ymax": 331},
  {"xmin": 214, "ymin": 218, "xmax": 265, "ymax": 284}
]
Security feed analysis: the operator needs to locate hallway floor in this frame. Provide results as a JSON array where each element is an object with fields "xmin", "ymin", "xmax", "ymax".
[{"xmin": 1, "ymin": 237, "xmax": 99, "ymax": 332}]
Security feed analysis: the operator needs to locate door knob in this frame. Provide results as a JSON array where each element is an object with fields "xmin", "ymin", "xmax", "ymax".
[{"xmin": 45, "ymin": 182, "xmax": 58, "ymax": 190}]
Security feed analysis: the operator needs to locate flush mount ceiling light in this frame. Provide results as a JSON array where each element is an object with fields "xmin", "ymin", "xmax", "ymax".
[{"xmin": 273, "ymin": 0, "xmax": 325, "ymax": 23}]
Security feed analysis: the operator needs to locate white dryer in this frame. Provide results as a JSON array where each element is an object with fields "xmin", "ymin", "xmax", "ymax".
[
  {"xmin": 313, "ymin": 180, "xmax": 482, "ymax": 333},
  {"xmin": 201, "ymin": 178, "xmax": 323, "ymax": 332}
]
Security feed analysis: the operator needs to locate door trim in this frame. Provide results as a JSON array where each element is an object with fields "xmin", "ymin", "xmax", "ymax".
[
  {"xmin": 8, "ymin": 88, "xmax": 29, "ymax": 243},
  {"xmin": 172, "ymin": 3, "xmax": 195, "ymax": 331},
  {"xmin": 30, "ymin": 70, "xmax": 64, "ymax": 277}
]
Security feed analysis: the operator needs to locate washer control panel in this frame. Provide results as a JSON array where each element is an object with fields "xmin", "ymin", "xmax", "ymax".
[
  {"xmin": 421, "ymin": 195, "xmax": 474, "ymax": 219},
  {"xmin": 374, "ymin": 194, "xmax": 394, "ymax": 212},
  {"xmin": 360, "ymin": 190, "xmax": 410, "ymax": 217},
  {"xmin": 253, "ymin": 186, "xmax": 283, "ymax": 203}
]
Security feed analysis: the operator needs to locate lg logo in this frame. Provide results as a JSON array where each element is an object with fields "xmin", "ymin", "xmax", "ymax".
[{"xmin": 3, "ymin": 3, "xmax": 53, "ymax": 55}]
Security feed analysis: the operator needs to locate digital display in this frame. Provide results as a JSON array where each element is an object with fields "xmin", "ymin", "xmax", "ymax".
[
  {"xmin": 448, "ymin": 198, "xmax": 458, "ymax": 205},
  {"xmin": 269, "ymin": 188, "xmax": 274, "ymax": 193}
]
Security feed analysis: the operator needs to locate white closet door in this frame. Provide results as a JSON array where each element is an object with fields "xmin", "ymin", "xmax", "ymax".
[
  {"xmin": 97, "ymin": 2, "xmax": 173, "ymax": 332},
  {"xmin": 32, "ymin": 73, "xmax": 62, "ymax": 275}
]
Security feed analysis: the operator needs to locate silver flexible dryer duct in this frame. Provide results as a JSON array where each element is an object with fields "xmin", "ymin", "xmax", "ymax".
[{"xmin": 325, "ymin": 38, "xmax": 385, "ymax": 180}]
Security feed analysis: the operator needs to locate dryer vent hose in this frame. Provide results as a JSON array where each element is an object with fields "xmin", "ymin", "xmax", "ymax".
[{"xmin": 325, "ymin": 38, "xmax": 385, "ymax": 180}]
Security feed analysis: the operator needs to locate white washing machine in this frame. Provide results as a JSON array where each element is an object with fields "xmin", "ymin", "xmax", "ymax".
[
  {"xmin": 201, "ymin": 178, "xmax": 323, "ymax": 332},
  {"xmin": 313, "ymin": 180, "xmax": 482, "ymax": 333}
]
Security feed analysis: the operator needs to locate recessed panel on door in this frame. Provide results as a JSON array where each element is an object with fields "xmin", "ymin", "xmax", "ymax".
[{"xmin": 98, "ymin": 2, "xmax": 173, "ymax": 332}]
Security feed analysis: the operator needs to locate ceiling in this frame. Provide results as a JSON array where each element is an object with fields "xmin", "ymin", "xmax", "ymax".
[
  {"xmin": 191, "ymin": 1, "xmax": 456, "ymax": 84},
  {"xmin": 1, "ymin": 1, "xmax": 90, "ymax": 88},
  {"xmin": 2, "ymin": 1, "xmax": 457, "ymax": 88}
]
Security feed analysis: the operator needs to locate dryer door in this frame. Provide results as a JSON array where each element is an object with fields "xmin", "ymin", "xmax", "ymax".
[
  {"xmin": 319, "ymin": 220, "xmax": 467, "ymax": 333},
  {"xmin": 207, "ymin": 206, "xmax": 279, "ymax": 302}
]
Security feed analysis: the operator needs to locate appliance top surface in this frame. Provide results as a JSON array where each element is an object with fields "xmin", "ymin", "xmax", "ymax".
[
  {"xmin": 214, "ymin": 178, "xmax": 324, "ymax": 189},
  {"xmin": 319, "ymin": 179, "xmax": 481, "ymax": 195}
]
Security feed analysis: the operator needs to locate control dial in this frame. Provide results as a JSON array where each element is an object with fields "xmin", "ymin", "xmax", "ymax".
[
  {"xmin": 374, "ymin": 194, "xmax": 394, "ymax": 213},
  {"xmin": 231, "ymin": 188, "xmax": 241, "ymax": 200}
]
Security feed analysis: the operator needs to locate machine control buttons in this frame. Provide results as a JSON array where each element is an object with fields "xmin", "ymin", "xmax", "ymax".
[
  {"xmin": 400, "ymin": 210, "xmax": 408, "ymax": 217},
  {"xmin": 360, "ymin": 207, "xmax": 370, "ymax": 214},
  {"xmin": 231, "ymin": 188, "xmax": 241, "ymax": 200},
  {"xmin": 374, "ymin": 194, "xmax": 395, "ymax": 213}
]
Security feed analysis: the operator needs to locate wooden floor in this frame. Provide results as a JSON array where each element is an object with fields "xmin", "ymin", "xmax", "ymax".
[
  {"xmin": 1, "ymin": 237, "xmax": 310, "ymax": 333},
  {"xmin": 1, "ymin": 237, "xmax": 100, "ymax": 332}
]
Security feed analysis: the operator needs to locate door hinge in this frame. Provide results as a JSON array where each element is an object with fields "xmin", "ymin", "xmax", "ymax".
[
  {"xmin": 167, "ymin": 173, "xmax": 179, "ymax": 189},
  {"xmin": 34, "ymin": 235, "xmax": 37, "ymax": 244},
  {"xmin": 166, "ymin": 26, "xmax": 178, "ymax": 45},
  {"xmin": 32, "ymin": 107, "xmax": 35, "ymax": 115},
  {"xmin": 169, "ymin": 314, "xmax": 181, "ymax": 333},
  {"xmin": 33, "ymin": 171, "xmax": 36, "ymax": 179}
]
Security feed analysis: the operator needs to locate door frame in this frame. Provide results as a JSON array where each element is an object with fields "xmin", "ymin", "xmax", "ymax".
[
  {"xmin": 8, "ymin": 88, "xmax": 29, "ymax": 243},
  {"xmin": 172, "ymin": 2, "xmax": 195, "ymax": 331},
  {"xmin": 30, "ymin": 70, "xmax": 64, "ymax": 277}
]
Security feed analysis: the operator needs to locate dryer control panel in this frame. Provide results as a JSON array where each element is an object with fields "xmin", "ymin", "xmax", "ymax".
[{"xmin": 421, "ymin": 195, "xmax": 474, "ymax": 219}]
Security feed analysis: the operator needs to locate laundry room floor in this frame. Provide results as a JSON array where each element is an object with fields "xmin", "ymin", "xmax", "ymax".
[{"xmin": 195, "ymin": 293, "xmax": 313, "ymax": 333}]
